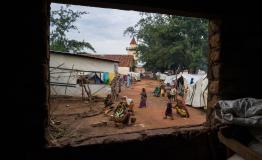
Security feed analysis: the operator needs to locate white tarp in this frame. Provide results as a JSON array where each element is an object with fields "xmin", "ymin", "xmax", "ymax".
[
  {"xmin": 185, "ymin": 74, "xmax": 208, "ymax": 108},
  {"xmin": 128, "ymin": 72, "xmax": 141, "ymax": 81},
  {"xmin": 160, "ymin": 73, "xmax": 167, "ymax": 80},
  {"xmin": 163, "ymin": 72, "xmax": 202, "ymax": 85},
  {"xmin": 164, "ymin": 75, "xmax": 176, "ymax": 85},
  {"xmin": 181, "ymin": 73, "xmax": 203, "ymax": 85}
]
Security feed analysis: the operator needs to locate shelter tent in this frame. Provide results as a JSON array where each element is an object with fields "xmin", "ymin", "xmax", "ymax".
[
  {"xmin": 185, "ymin": 74, "xmax": 208, "ymax": 109},
  {"xmin": 128, "ymin": 72, "xmax": 141, "ymax": 81}
]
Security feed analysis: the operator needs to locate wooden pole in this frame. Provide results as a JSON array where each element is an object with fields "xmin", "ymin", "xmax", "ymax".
[{"xmin": 65, "ymin": 64, "xmax": 74, "ymax": 95}]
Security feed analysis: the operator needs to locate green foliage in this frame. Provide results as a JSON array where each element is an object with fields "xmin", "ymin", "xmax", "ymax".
[
  {"xmin": 124, "ymin": 14, "xmax": 208, "ymax": 72},
  {"xmin": 50, "ymin": 5, "xmax": 95, "ymax": 53}
]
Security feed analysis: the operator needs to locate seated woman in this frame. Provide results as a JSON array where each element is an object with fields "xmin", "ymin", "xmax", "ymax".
[
  {"xmin": 153, "ymin": 86, "xmax": 161, "ymax": 97},
  {"xmin": 127, "ymin": 98, "xmax": 135, "ymax": 115},
  {"xmin": 113, "ymin": 97, "xmax": 131, "ymax": 125}
]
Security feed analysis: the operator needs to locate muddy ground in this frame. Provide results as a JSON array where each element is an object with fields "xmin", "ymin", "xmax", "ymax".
[{"xmin": 48, "ymin": 79, "xmax": 206, "ymax": 147}]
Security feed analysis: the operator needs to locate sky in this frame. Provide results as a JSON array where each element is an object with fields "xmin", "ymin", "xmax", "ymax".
[{"xmin": 51, "ymin": 3, "xmax": 141, "ymax": 55}]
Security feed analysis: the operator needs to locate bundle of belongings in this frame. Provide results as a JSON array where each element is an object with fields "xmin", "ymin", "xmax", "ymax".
[
  {"xmin": 175, "ymin": 99, "xmax": 190, "ymax": 118},
  {"xmin": 112, "ymin": 101, "xmax": 130, "ymax": 124},
  {"xmin": 214, "ymin": 98, "xmax": 262, "ymax": 160},
  {"xmin": 214, "ymin": 98, "xmax": 262, "ymax": 127},
  {"xmin": 110, "ymin": 97, "xmax": 136, "ymax": 127}
]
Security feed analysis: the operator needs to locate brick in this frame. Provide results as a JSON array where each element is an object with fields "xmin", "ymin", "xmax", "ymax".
[
  {"xmin": 210, "ymin": 49, "xmax": 220, "ymax": 62},
  {"xmin": 207, "ymin": 95, "xmax": 219, "ymax": 108},
  {"xmin": 212, "ymin": 64, "xmax": 220, "ymax": 80},
  {"xmin": 209, "ymin": 80, "xmax": 219, "ymax": 94},
  {"xmin": 209, "ymin": 20, "xmax": 221, "ymax": 33},
  {"xmin": 210, "ymin": 33, "xmax": 220, "ymax": 49}
]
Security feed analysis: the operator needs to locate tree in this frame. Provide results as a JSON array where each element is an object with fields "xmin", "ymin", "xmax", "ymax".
[
  {"xmin": 50, "ymin": 5, "xmax": 95, "ymax": 53},
  {"xmin": 124, "ymin": 14, "xmax": 208, "ymax": 73}
]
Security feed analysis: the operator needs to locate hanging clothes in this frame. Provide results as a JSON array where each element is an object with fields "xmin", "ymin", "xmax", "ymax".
[
  {"xmin": 103, "ymin": 72, "xmax": 109, "ymax": 84},
  {"xmin": 109, "ymin": 72, "xmax": 115, "ymax": 84}
]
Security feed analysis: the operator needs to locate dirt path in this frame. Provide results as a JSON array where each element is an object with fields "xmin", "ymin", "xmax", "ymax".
[
  {"xmin": 50, "ymin": 79, "xmax": 206, "ymax": 146},
  {"xmin": 120, "ymin": 79, "xmax": 206, "ymax": 128}
]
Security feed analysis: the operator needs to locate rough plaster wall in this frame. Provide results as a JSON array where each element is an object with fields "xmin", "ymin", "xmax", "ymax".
[{"xmin": 118, "ymin": 67, "xmax": 130, "ymax": 75}]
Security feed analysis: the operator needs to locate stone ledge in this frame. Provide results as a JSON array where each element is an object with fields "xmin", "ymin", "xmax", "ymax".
[{"xmin": 52, "ymin": 124, "xmax": 209, "ymax": 147}]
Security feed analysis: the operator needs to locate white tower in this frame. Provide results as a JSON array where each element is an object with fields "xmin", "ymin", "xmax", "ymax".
[{"xmin": 127, "ymin": 37, "xmax": 137, "ymax": 60}]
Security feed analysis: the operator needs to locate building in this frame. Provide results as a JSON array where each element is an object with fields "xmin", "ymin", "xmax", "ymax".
[
  {"xmin": 96, "ymin": 38, "xmax": 137, "ymax": 75},
  {"xmin": 96, "ymin": 54, "xmax": 134, "ymax": 75},
  {"xmin": 127, "ymin": 37, "xmax": 138, "ymax": 60},
  {"xmin": 50, "ymin": 51, "xmax": 119, "ymax": 97},
  {"xmin": 135, "ymin": 64, "xmax": 146, "ymax": 73},
  {"xmin": 126, "ymin": 37, "xmax": 146, "ymax": 74}
]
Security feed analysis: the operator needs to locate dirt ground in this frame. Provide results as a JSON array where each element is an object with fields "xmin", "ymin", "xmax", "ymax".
[{"xmin": 48, "ymin": 79, "xmax": 206, "ymax": 147}]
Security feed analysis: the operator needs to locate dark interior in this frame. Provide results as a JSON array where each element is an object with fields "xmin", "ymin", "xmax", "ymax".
[{"xmin": 19, "ymin": 0, "xmax": 262, "ymax": 159}]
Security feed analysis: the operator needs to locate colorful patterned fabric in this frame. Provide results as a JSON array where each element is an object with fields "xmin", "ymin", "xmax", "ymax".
[
  {"xmin": 113, "ymin": 102, "xmax": 128, "ymax": 122},
  {"xmin": 175, "ymin": 100, "xmax": 189, "ymax": 117}
]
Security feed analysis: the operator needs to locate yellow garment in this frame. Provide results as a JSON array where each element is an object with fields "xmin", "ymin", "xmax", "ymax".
[
  {"xmin": 175, "ymin": 106, "xmax": 189, "ymax": 117},
  {"xmin": 161, "ymin": 89, "xmax": 165, "ymax": 97},
  {"xmin": 109, "ymin": 72, "xmax": 115, "ymax": 83}
]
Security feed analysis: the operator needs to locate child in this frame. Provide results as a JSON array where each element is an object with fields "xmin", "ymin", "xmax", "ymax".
[
  {"xmin": 170, "ymin": 85, "xmax": 177, "ymax": 101},
  {"xmin": 139, "ymin": 88, "xmax": 147, "ymax": 108},
  {"xmin": 164, "ymin": 95, "xmax": 174, "ymax": 120},
  {"xmin": 165, "ymin": 83, "xmax": 172, "ymax": 97},
  {"xmin": 104, "ymin": 94, "xmax": 113, "ymax": 110},
  {"xmin": 160, "ymin": 83, "xmax": 165, "ymax": 97}
]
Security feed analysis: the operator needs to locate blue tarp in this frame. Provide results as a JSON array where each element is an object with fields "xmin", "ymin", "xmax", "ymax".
[{"xmin": 103, "ymin": 72, "xmax": 109, "ymax": 84}]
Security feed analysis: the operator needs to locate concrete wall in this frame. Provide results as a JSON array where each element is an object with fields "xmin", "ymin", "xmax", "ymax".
[
  {"xmin": 118, "ymin": 67, "xmax": 130, "ymax": 75},
  {"xmin": 50, "ymin": 85, "xmax": 111, "ymax": 97},
  {"xmin": 50, "ymin": 53, "xmax": 116, "ymax": 73}
]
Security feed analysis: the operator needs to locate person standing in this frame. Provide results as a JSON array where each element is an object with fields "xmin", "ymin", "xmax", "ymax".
[
  {"xmin": 165, "ymin": 83, "xmax": 172, "ymax": 97},
  {"xmin": 164, "ymin": 95, "xmax": 174, "ymax": 120},
  {"xmin": 127, "ymin": 74, "xmax": 131, "ymax": 87},
  {"xmin": 139, "ymin": 88, "xmax": 147, "ymax": 108}
]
